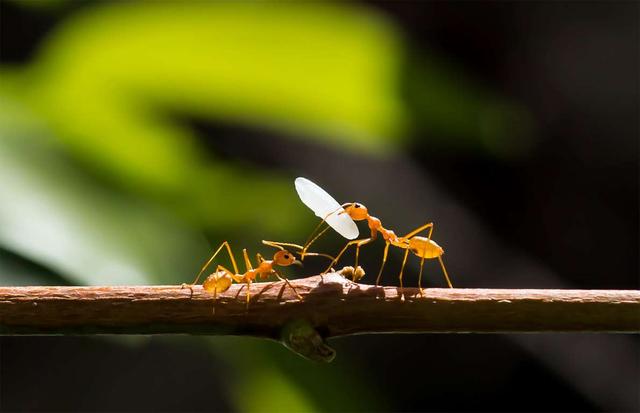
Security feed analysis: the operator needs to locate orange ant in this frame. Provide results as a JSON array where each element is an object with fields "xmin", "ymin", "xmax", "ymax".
[
  {"xmin": 296, "ymin": 179, "xmax": 453, "ymax": 298},
  {"xmin": 183, "ymin": 241, "xmax": 309, "ymax": 310}
]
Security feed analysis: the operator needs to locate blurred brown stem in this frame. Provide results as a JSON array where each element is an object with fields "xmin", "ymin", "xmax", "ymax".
[{"xmin": 1, "ymin": 273, "xmax": 638, "ymax": 336}]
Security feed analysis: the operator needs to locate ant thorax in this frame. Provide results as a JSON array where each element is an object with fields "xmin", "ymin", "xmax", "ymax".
[
  {"xmin": 369, "ymin": 218, "xmax": 397, "ymax": 242},
  {"xmin": 255, "ymin": 260, "xmax": 273, "ymax": 274},
  {"xmin": 366, "ymin": 215, "xmax": 382, "ymax": 229}
]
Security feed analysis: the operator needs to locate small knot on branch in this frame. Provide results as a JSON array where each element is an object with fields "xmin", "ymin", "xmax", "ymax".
[{"xmin": 280, "ymin": 318, "xmax": 335, "ymax": 363}]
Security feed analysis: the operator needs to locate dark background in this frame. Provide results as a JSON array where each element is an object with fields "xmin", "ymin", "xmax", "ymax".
[{"xmin": 0, "ymin": 1, "xmax": 638, "ymax": 412}]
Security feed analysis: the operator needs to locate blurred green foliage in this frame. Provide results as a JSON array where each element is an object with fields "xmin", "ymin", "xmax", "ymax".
[
  {"xmin": 1, "ymin": 1, "xmax": 528, "ymax": 411},
  {"xmin": 7, "ymin": 1, "xmax": 406, "ymax": 243},
  {"xmin": 405, "ymin": 55, "xmax": 533, "ymax": 157},
  {"xmin": 0, "ymin": 132, "xmax": 203, "ymax": 286}
]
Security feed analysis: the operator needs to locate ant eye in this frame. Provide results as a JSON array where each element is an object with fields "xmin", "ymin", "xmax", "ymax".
[{"xmin": 284, "ymin": 254, "xmax": 290, "ymax": 259}]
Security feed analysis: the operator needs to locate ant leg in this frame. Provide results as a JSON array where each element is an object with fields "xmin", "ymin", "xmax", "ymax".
[
  {"xmin": 301, "ymin": 219, "xmax": 328, "ymax": 253},
  {"xmin": 438, "ymin": 256, "xmax": 453, "ymax": 288},
  {"xmin": 375, "ymin": 242, "xmax": 391, "ymax": 286},
  {"xmin": 398, "ymin": 248, "xmax": 410, "ymax": 300},
  {"xmin": 418, "ymin": 256, "xmax": 426, "ymax": 296},
  {"xmin": 185, "ymin": 241, "xmax": 240, "ymax": 288},
  {"xmin": 242, "ymin": 249, "xmax": 254, "ymax": 271},
  {"xmin": 245, "ymin": 279, "xmax": 252, "ymax": 310},
  {"xmin": 402, "ymin": 222, "xmax": 434, "ymax": 240},
  {"xmin": 324, "ymin": 240, "xmax": 356, "ymax": 273},
  {"xmin": 302, "ymin": 225, "xmax": 331, "ymax": 258},
  {"xmin": 300, "ymin": 205, "xmax": 344, "ymax": 256},
  {"xmin": 323, "ymin": 238, "xmax": 372, "ymax": 274},
  {"xmin": 273, "ymin": 270, "xmax": 302, "ymax": 300},
  {"xmin": 354, "ymin": 238, "xmax": 375, "ymax": 269}
]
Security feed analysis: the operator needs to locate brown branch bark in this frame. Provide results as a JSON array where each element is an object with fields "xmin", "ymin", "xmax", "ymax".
[
  {"xmin": 2, "ymin": 273, "xmax": 638, "ymax": 361},
  {"xmin": 1, "ymin": 273, "xmax": 638, "ymax": 336}
]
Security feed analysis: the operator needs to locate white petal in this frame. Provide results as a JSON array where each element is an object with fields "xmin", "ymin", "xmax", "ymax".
[{"xmin": 294, "ymin": 177, "xmax": 359, "ymax": 239}]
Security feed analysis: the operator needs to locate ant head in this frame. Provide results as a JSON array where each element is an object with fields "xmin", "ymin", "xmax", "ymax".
[
  {"xmin": 343, "ymin": 202, "xmax": 368, "ymax": 220},
  {"xmin": 273, "ymin": 250, "xmax": 302, "ymax": 267}
]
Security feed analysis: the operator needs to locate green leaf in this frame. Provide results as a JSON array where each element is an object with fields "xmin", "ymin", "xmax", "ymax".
[
  {"xmin": 23, "ymin": 2, "xmax": 405, "ymax": 195},
  {"xmin": 0, "ymin": 99, "xmax": 206, "ymax": 285}
]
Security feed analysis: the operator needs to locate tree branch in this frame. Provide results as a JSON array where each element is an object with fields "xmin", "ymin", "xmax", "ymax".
[{"xmin": 1, "ymin": 273, "xmax": 638, "ymax": 361}]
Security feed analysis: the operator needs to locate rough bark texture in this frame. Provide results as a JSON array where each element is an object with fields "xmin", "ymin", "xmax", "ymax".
[{"xmin": 1, "ymin": 274, "xmax": 638, "ymax": 337}]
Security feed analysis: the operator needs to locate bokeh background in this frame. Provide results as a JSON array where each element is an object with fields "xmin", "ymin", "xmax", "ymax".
[{"xmin": 0, "ymin": 1, "xmax": 638, "ymax": 411}]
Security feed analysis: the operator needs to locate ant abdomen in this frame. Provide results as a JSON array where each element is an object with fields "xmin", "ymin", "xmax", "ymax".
[
  {"xmin": 408, "ymin": 237, "xmax": 444, "ymax": 259},
  {"xmin": 203, "ymin": 271, "xmax": 233, "ymax": 294}
]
